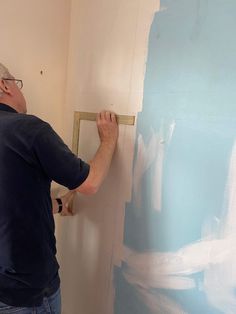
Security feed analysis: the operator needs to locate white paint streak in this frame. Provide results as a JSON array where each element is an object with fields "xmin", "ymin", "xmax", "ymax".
[
  {"xmin": 123, "ymin": 239, "xmax": 232, "ymax": 284},
  {"xmin": 124, "ymin": 271, "xmax": 195, "ymax": 290},
  {"xmin": 152, "ymin": 121, "xmax": 176, "ymax": 212},
  {"xmin": 132, "ymin": 134, "xmax": 148, "ymax": 211},
  {"xmin": 152, "ymin": 142, "xmax": 164, "ymax": 211},
  {"xmin": 137, "ymin": 287, "xmax": 186, "ymax": 314},
  {"xmin": 204, "ymin": 141, "xmax": 236, "ymax": 314},
  {"xmin": 133, "ymin": 132, "xmax": 160, "ymax": 213},
  {"xmin": 222, "ymin": 142, "xmax": 236, "ymax": 236},
  {"xmin": 133, "ymin": 122, "xmax": 176, "ymax": 214},
  {"xmin": 167, "ymin": 120, "xmax": 176, "ymax": 145},
  {"xmin": 124, "ymin": 140, "xmax": 236, "ymax": 313}
]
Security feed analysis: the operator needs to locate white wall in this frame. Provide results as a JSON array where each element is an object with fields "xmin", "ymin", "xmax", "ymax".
[
  {"xmin": 56, "ymin": 1, "xmax": 159, "ymax": 313},
  {"xmin": 0, "ymin": 0, "xmax": 71, "ymax": 132}
]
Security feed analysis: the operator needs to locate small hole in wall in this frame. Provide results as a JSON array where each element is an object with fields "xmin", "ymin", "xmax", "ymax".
[{"xmin": 40, "ymin": 70, "xmax": 43, "ymax": 75}]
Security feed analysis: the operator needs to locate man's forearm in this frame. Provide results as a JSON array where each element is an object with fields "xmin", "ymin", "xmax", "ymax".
[
  {"xmin": 76, "ymin": 111, "xmax": 118, "ymax": 195},
  {"xmin": 76, "ymin": 140, "xmax": 116, "ymax": 194}
]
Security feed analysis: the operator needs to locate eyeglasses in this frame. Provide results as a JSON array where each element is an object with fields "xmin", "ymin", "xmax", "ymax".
[{"xmin": 2, "ymin": 78, "xmax": 23, "ymax": 90}]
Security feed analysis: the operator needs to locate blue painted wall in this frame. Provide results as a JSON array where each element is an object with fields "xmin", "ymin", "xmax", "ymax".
[{"xmin": 114, "ymin": 1, "xmax": 236, "ymax": 313}]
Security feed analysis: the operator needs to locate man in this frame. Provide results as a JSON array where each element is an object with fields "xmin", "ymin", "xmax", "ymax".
[{"xmin": 0, "ymin": 63, "xmax": 118, "ymax": 313}]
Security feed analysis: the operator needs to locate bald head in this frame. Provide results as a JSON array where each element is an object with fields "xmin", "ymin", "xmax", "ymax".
[
  {"xmin": 0, "ymin": 63, "xmax": 11, "ymax": 77},
  {"xmin": 0, "ymin": 63, "xmax": 12, "ymax": 96},
  {"xmin": 0, "ymin": 63, "xmax": 27, "ymax": 113}
]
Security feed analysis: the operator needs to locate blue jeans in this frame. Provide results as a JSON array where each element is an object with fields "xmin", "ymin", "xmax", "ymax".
[{"xmin": 0, "ymin": 288, "xmax": 61, "ymax": 314}]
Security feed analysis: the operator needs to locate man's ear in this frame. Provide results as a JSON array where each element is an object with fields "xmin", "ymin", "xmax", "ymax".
[{"xmin": 0, "ymin": 79, "xmax": 12, "ymax": 95}]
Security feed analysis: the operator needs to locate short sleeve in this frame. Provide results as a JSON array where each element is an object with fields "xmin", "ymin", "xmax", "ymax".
[{"xmin": 32, "ymin": 122, "xmax": 90, "ymax": 189}]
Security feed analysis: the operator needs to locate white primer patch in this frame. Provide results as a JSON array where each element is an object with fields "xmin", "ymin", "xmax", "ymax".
[
  {"xmin": 137, "ymin": 287, "xmax": 186, "ymax": 314},
  {"xmin": 133, "ymin": 131, "xmax": 160, "ymax": 214},
  {"xmin": 152, "ymin": 141, "xmax": 164, "ymax": 211},
  {"xmin": 204, "ymin": 141, "xmax": 236, "ymax": 313},
  {"xmin": 123, "ymin": 140, "xmax": 236, "ymax": 313},
  {"xmin": 133, "ymin": 121, "xmax": 176, "ymax": 214}
]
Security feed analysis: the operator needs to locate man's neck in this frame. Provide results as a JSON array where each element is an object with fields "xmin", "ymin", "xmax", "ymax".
[
  {"xmin": 0, "ymin": 103, "xmax": 18, "ymax": 113},
  {"xmin": 0, "ymin": 98, "xmax": 19, "ymax": 113}
]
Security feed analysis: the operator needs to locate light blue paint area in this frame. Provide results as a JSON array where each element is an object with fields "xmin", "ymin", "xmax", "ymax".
[{"xmin": 115, "ymin": 0, "xmax": 236, "ymax": 313}]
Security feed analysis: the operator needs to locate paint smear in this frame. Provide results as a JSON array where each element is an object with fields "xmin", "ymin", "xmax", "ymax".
[
  {"xmin": 137, "ymin": 287, "xmax": 186, "ymax": 314},
  {"xmin": 204, "ymin": 141, "xmax": 236, "ymax": 313},
  {"xmin": 132, "ymin": 131, "xmax": 161, "ymax": 214},
  {"xmin": 133, "ymin": 122, "xmax": 175, "ymax": 214},
  {"xmin": 121, "ymin": 141, "xmax": 236, "ymax": 313}
]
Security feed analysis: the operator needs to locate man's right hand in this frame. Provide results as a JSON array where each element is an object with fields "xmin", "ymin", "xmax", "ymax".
[{"xmin": 97, "ymin": 111, "xmax": 118, "ymax": 147}]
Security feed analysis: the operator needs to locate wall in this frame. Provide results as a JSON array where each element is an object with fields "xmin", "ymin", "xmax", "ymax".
[
  {"xmin": 56, "ymin": 0, "xmax": 159, "ymax": 314},
  {"xmin": 56, "ymin": 0, "xmax": 236, "ymax": 313},
  {"xmin": 0, "ymin": 0, "xmax": 71, "ymax": 133},
  {"xmin": 115, "ymin": 0, "xmax": 236, "ymax": 313},
  {"xmin": 2, "ymin": 1, "xmax": 235, "ymax": 313}
]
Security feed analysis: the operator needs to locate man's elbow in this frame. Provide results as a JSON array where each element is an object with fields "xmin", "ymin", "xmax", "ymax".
[
  {"xmin": 76, "ymin": 181, "xmax": 99, "ymax": 195},
  {"xmin": 83, "ymin": 183, "xmax": 99, "ymax": 195},
  {"xmin": 76, "ymin": 164, "xmax": 102, "ymax": 195}
]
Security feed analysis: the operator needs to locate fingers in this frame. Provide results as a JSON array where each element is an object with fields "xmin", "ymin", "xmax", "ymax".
[
  {"xmin": 97, "ymin": 111, "xmax": 117, "ymax": 123},
  {"xmin": 111, "ymin": 112, "xmax": 117, "ymax": 123},
  {"xmin": 60, "ymin": 190, "xmax": 76, "ymax": 216},
  {"xmin": 106, "ymin": 111, "xmax": 111, "ymax": 122},
  {"xmin": 66, "ymin": 191, "xmax": 75, "ymax": 215},
  {"xmin": 67, "ymin": 191, "xmax": 75, "ymax": 203}
]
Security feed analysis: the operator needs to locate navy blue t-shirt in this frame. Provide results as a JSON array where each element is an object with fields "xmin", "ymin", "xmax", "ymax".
[{"xmin": 0, "ymin": 103, "xmax": 90, "ymax": 306}]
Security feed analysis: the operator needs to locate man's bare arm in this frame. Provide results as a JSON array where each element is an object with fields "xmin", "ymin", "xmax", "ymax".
[{"xmin": 76, "ymin": 111, "xmax": 118, "ymax": 195}]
